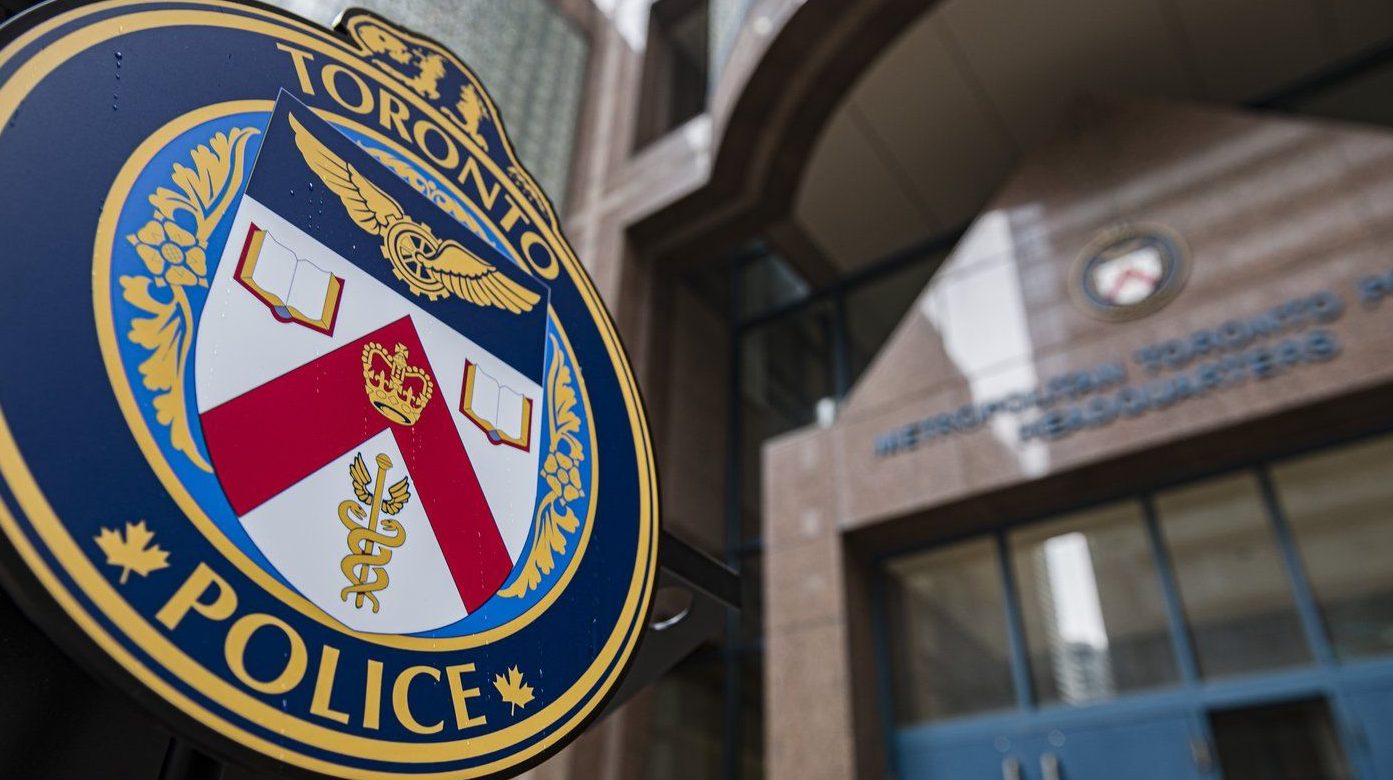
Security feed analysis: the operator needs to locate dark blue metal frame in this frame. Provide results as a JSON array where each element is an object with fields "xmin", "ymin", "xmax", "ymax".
[
  {"xmin": 996, "ymin": 533, "xmax": 1036, "ymax": 714},
  {"xmin": 1142, "ymin": 496, "xmax": 1203, "ymax": 686}
]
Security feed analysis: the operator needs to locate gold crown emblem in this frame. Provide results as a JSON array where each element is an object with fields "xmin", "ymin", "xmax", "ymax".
[{"xmin": 362, "ymin": 342, "xmax": 434, "ymax": 426}]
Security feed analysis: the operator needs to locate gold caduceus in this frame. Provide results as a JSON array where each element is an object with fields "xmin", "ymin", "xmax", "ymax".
[{"xmin": 339, "ymin": 453, "xmax": 412, "ymax": 613}]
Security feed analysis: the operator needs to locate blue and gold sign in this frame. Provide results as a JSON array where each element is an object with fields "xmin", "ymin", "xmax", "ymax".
[{"xmin": 0, "ymin": 3, "xmax": 657, "ymax": 777}]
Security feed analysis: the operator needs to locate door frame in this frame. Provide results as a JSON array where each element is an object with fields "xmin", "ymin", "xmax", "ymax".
[{"xmin": 872, "ymin": 429, "xmax": 1393, "ymax": 779}]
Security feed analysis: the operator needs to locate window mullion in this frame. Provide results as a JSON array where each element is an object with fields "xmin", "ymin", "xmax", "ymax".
[
  {"xmin": 1256, "ymin": 466, "xmax": 1338, "ymax": 669},
  {"xmin": 995, "ymin": 531, "xmax": 1036, "ymax": 711},
  {"xmin": 1142, "ymin": 495, "xmax": 1203, "ymax": 686}
]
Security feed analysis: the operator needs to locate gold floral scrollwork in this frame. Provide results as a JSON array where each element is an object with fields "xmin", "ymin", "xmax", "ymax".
[
  {"xmin": 498, "ymin": 334, "xmax": 585, "ymax": 598},
  {"xmin": 120, "ymin": 127, "xmax": 260, "ymax": 472}
]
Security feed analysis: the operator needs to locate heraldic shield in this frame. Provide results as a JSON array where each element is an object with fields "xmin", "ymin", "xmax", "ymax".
[{"xmin": 193, "ymin": 94, "xmax": 550, "ymax": 635}]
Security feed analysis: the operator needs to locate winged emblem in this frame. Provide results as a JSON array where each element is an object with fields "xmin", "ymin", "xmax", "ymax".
[
  {"xmin": 289, "ymin": 113, "xmax": 540, "ymax": 313},
  {"xmin": 349, "ymin": 452, "xmax": 411, "ymax": 514},
  {"xmin": 382, "ymin": 473, "xmax": 411, "ymax": 515}
]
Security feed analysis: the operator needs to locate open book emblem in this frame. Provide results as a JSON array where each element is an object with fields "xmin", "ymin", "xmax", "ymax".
[
  {"xmin": 460, "ymin": 361, "xmax": 534, "ymax": 451},
  {"xmin": 234, "ymin": 225, "xmax": 344, "ymax": 333}
]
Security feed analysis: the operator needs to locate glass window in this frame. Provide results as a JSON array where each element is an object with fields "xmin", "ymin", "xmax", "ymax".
[
  {"xmin": 842, "ymin": 250, "xmax": 944, "ymax": 386},
  {"xmin": 1267, "ymin": 59, "xmax": 1393, "ymax": 129},
  {"xmin": 739, "ymin": 251, "xmax": 811, "ymax": 320},
  {"xmin": 1272, "ymin": 435, "xmax": 1393, "ymax": 660},
  {"xmin": 1010, "ymin": 502, "xmax": 1179, "ymax": 706},
  {"xmin": 1209, "ymin": 697, "xmax": 1353, "ymax": 780},
  {"xmin": 644, "ymin": 647, "xmax": 725, "ymax": 780},
  {"xmin": 634, "ymin": 0, "xmax": 710, "ymax": 148},
  {"xmin": 1156, "ymin": 473, "xmax": 1311, "ymax": 678},
  {"xmin": 737, "ymin": 301, "xmax": 835, "ymax": 542},
  {"xmin": 738, "ymin": 301, "xmax": 834, "ymax": 434},
  {"xmin": 884, "ymin": 538, "xmax": 1016, "ymax": 724},
  {"xmin": 738, "ymin": 653, "xmax": 765, "ymax": 780},
  {"xmin": 738, "ymin": 552, "xmax": 763, "ymax": 646}
]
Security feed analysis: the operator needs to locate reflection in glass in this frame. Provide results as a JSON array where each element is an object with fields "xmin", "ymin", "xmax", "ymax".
[
  {"xmin": 1210, "ymin": 697, "xmax": 1353, "ymax": 780},
  {"xmin": 739, "ymin": 653, "xmax": 766, "ymax": 780},
  {"xmin": 842, "ymin": 250, "xmax": 943, "ymax": 385},
  {"xmin": 645, "ymin": 647, "xmax": 724, "ymax": 780},
  {"xmin": 737, "ymin": 302, "xmax": 834, "ymax": 541},
  {"xmin": 739, "ymin": 251, "xmax": 811, "ymax": 319},
  {"xmin": 1011, "ymin": 503, "xmax": 1178, "ymax": 706},
  {"xmin": 739, "ymin": 552, "xmax": 764, "ymax": 645},
  {"xmin": 1266, "ymin": 59, "xmax": 1393, "ymax": 130},
  {"xmin": 884, "ymin": 538, "xmax": 1016, "ymax": 724},
  {"xmin": 1273, "ymin": 435, "xmax": 1393, "ymax": 660},
  {"xmin": 1156, "ymin": 473, "xmax": 1311, "ymax": 678}
]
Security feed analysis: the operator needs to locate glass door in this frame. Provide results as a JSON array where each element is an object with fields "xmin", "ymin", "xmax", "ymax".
[
  {"xmin": 880, "ymin": 430, "xmax": 1393, "ymax": 780},
  {"xmin": 1270, "ymin": 435, "xmax": 1393, "ymax": 779},
  {"xmin": 1209, "ymin": 698, "xmax": 1353, "ymax": 780}
]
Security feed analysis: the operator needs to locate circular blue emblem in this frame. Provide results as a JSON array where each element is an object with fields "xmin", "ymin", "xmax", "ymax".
[
  {"xmin": 1071, "ymin": 223, "xmax": 1190, "ymax": 321},
  {"xmin": 0, "ymin": 3, "xmax": 658, "ymax": 778}
]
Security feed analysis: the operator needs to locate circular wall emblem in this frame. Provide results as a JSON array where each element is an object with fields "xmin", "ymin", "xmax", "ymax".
[
  {"xmin": 1070, "ymin": 223, "xmax": 1190, "ymax": 321},
  {"xmin": 0, "ymin": 3, "xmax": 657, "ymax": 778}
]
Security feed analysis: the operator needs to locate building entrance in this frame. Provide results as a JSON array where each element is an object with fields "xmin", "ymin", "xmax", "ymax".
[{"xmin": 878, "ymin": 433, "xmax": 1393, "ymax": 779}]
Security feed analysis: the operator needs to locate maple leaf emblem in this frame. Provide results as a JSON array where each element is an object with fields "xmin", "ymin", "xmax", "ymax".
[
  {"xmin": 94, "ymin": 521, "xmax": 171, "ymax": 584},
  {"xmin": 493, "ymin": 666, "xmax": 535, "ymax": 716}
]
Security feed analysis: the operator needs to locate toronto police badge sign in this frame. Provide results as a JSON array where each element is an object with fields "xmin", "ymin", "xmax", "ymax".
[{"xmin": 0, "ymin": 3, "xmax": 658, "ymax": 778}]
